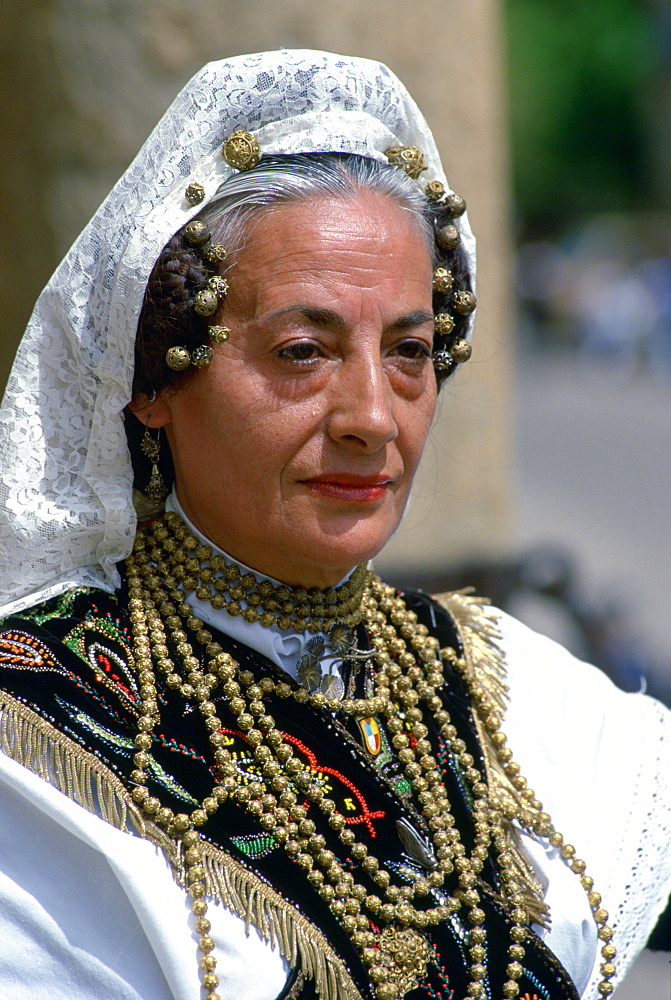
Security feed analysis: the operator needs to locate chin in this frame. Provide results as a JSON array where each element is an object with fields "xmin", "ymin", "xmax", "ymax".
[{"xmin": 306, "ymin": 526, "xmax": 396, "ymax": 578}]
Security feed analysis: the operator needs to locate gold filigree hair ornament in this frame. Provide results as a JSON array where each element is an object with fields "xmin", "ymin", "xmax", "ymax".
[
  {"xmin": 223, "ymin": 130, "xmax": 261, "ymax": 172},
  {"xmin": 164, "ymin": 221, "xmax": 231, "ymax": 372},
  {"xmin": 385, "ymin": 145, "xmax": 427, "ymax": 179},
  {"xmin": 383, "ymin": 145, "xmax": 475, "ymax": 373}
]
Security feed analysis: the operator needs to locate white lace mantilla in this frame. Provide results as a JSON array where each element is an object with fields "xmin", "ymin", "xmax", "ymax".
[{"xmin": 0, "ymin": 49, "xmax": 475, "ymax": 618}]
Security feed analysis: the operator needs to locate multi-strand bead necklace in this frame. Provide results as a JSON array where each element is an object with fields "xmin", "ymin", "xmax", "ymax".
[{"xmin": 125, "ymin": 512, "xmax": 616, "ymax": 1000}]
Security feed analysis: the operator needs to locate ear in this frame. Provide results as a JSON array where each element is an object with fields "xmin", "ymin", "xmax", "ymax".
[{"xmin": 128, "ymin": 392, "xmax": 173, "ymax": 428}]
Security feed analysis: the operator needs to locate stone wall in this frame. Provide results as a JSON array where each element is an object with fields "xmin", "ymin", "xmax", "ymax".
[{"xmin": 0, "ymin": 0, "xmax": 514, "ymax": 571}]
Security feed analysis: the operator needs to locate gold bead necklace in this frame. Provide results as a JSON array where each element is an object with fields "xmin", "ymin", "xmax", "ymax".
[{"xmin": 124, "ymin": 515, "xmax": 617, "ymax": 1000}]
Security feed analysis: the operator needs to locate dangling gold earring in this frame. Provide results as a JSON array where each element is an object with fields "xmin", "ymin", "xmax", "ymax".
[{"xmin": 141, "ymin": 425, "xmax": 168, "ymax": 503}]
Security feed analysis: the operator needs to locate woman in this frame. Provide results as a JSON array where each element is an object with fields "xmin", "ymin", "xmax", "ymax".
[{"xmin": 0, "ymin": 50, "xmax": 668, "ymax": 1000}]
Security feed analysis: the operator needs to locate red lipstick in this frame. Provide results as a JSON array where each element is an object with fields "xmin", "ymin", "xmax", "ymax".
[{"xmin": 302, "ymin": 474, "xmax": 392, "ymax": 503}]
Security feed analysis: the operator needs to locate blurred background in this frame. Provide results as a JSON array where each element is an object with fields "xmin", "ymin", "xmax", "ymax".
[{"xmin": 0, "ymin": 1, "xmax": 669, "ymax": 992}]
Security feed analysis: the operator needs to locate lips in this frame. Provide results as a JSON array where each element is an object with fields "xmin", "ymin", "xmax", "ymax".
[{"xmin": 301, "ymin": 474, "xmax": 394, "ymax": 503}]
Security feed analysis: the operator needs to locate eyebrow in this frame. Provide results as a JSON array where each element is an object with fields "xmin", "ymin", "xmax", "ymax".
[{"xmin": 265, "ymin": 305, "xmax": 434, "ymax": 331}]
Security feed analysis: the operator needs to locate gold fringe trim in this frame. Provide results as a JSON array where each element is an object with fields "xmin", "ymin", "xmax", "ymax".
[
  {"xmin": 0, "ymin": 691, "xmax": 150, "ymax": 838},
  {"xmin": 433, "ymin": 590, "xmax": 551, "ymax": 928},
  {"xmin": 0, "ymin": 691, "xmax": 363, "ymax": 1000},
  {"xmin": 196, "ymin": 839, "xmax": 363, "ymax": 1000}
]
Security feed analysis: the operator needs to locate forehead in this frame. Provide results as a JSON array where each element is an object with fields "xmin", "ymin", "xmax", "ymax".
[{"xmin": 229, "ymin": 191, "xmax": 433, "ymax": 305}]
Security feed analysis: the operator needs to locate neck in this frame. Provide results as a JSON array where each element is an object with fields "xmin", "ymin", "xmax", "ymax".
[{"xmin": 167, "ymin": 491, "xmax": 358, "ymax": 590}]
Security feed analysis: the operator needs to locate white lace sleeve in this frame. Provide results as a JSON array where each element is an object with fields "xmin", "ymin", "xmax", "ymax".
[{"xmin": 495, "ymin": 609, "xmax": 671, "ymax": 997}]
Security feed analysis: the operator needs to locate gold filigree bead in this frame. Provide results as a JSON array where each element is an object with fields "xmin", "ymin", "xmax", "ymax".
[
  {"xmin": 432, "ymin": 350, "xmax": 454, "ymax": 372},
  {"xmin": 185, "ymin": 183, "xmax": 205, "ymax": 205},
  {"xmin": 193, "ymin": 289, "xmax": 219, "ymax": 317},
  {"xmin": 222, "ymin": 130, "xmax": 260, "ymax": 171},
  {"xmin": 451, "ymin": 290, "xmax": 477, "ymax": 315},
  {"xmin": 425, "ymin": 180, "xmax": 445, "ymax": 201},
  {"xmin": 385, "ymin": 145, "xmax": 427, "ymax": 179},
  {"xmin": 204, "ymin": 243, "xmax": 227, "ymax": 264},
  {"xmin": 208, "ymin": 276, "xmax": 229, "ymax": 297},
  {"xmin": 191, "ymin": 345, "xmax": 213, "ymax": 368},
  {"xmin": 183, "ymin": 220, "xmax": 210, "ymax": 246},
  {"xmin": 434, "ymin": 312, "xmax": 455, "ymax": 338},
  {"xmin": 433, "ymin": 267, "xmax": 453, "ymax": 294},
  {"xmin": 437, "ymin": 223, "xmax": 460, "ymax": 250},
  {"xmin": 450, "ymin": 339, "xmax": 473, "ymax": 363},
  {"xmin": 166, "ymin": 346, "xmax": 191, "ymax": 371},
  {"xmin": 445, "ymin": 193, "xmax": 467, "ymax": 217},
  {"xmin": 209, "ymin": 325, "xmax": 231, "ymax": 344}
]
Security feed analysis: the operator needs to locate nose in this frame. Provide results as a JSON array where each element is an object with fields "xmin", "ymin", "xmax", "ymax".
[{"xmin": 326, "ymin": 353, "xmax": 398, "ymax": 452}]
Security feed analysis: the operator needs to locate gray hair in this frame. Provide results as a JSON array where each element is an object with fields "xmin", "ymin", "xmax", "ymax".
[{"xmin": 199, "ymin": 153, "xmax": 436, "ymax": 264}]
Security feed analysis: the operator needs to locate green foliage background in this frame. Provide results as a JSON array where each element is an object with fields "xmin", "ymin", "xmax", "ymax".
[{"xmin": 504, "ymin": 0, "xmax": 655, "ymax": 235}]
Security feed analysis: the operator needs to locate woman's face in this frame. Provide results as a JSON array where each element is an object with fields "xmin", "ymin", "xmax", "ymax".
[{"xmin": 150, "ymin": 191, "xmax": 436, "ymax": 587}]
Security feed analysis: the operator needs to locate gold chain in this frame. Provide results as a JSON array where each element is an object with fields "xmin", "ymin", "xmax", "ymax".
[{"xmin": 124, "ymin": 515, "xmax": 617, "ymax": 1000}]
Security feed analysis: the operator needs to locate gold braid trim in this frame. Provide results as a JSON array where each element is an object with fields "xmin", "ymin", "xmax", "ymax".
[
  {"xmin": 433, "ymin": 590, "xmax": 551, "ymax": 928},
  {"xmin": 0, "ymin": 691, "xmax": 363, "ymax": 1000}
]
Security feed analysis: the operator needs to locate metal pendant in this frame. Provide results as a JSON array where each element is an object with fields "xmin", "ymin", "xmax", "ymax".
[
  {"xmin": 296, "ymin": 636, "xmax": 325, "ymax": 692},
  {"xmin": 396, "ymin": 818, "xmax": 438, "ymax": 871},
  {"xmin": 377, "ymin": 926, "xmax": 432, "ymax": 996},
  {"xmin": 321, "ymin": 673, "xmax": 345, "ymax": 700}
]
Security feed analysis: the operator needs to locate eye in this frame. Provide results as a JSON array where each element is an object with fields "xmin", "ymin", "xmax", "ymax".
[
  {"xmin": 277, "ymin": 341, "xmax": 322, "ymax": 362},
  {"xmin": 392, "ymin": 340, "xmax": 431, "ymax": 361}
]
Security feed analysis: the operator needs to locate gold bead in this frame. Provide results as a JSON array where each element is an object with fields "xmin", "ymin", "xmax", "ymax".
[
  {"xmin": 166, "ymin": 346, "xmax": 191, "ymax": 371},
  {"xmin": 502, "ymin": 981, "xmax": 520, "ymax": 998},
  {"xmin": 209, "ymin": 325, "xmax": 231, "ymax": 344},
  {"xmin": 506, "ymin": 961, "xmax": 523, "ymax": 979},
  {"xmin": 437, "ymin": 223, "xmax": 460, "ymax": 250},
  {"xmin": 446, "ymin": 192, "xmax": 467, "ymax": 217},
  {"xmin": 425, "ymin": 180, "xmax": 445, "ymax": 201},
  {"xmin": 185, "ymin": 183, "xmax": 205, "ymax": 205},
  {"xmin": 433, "ymin": 267, "xmax": 453, "ymax": 294},
  {"xmin": 204, "ymin": 244, "xmax": 228, "ymax": 264},
  {"xmin": 193, "ymin": 289, "xmax": 219, "ymax": 317},
  {"xmin": 434, "ymin": 312, "xmax": 455, "ymax": 337},
  {"xmin": 451, "ymin": 290, "xmax": 477, "ymax": 315},
  {"xmin": 432, "ymin": 350, "xmax": 454, "ymax": 372},
  {"xmin": 222, "ymin": 130, "xmax": 260, "ymax": 171},
  {"xmin": 183, "ymin": 220, "xmax": 210, "ymax": 246},
  {"xmin": 450, "ymin": 338, "xmax": 472, "ymax": 363}
]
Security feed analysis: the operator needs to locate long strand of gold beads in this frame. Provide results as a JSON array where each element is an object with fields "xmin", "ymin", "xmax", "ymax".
[{"xmin": 124, "ymin": 516, "xmax": 617, "ymax": 1000}]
